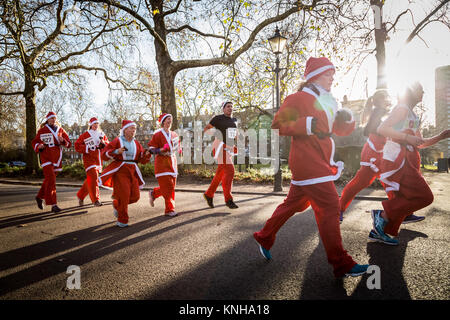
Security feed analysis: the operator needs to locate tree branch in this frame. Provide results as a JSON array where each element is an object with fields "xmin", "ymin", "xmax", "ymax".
[
  {"xmin": 172, "ymin": 1, "xmax": 318, "ymax": 72},
  {"xmin": 0, "ymin": 90, "xmax": 25, "ymax": 96},
  {"xmin": 167, "ymin": 24, "xmax": 226, "ymax": 39},
  {"xmin": 29, "ymin": 0, "xmax": 64, "ymax": 62},
  {"xmin": 405, "ymin": 0, "xmax": 449, "ymax": 44},
  {"xmin": 83, "ymin": 0, "xmax": 168, "ymax": 54}
]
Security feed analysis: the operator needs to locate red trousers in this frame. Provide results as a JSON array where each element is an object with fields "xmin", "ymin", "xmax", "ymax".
[
  {"xmin": 153, "ymin": 175, "xmax": 176, "ymax": 214},
  {"xmin": 37, "ymin": 165, "xmax": 57, "ymax": 206},
  {"xmin": 254, "ymin": 181, "xmax": 356, "ymax": 278},
  {"xmin": 340, "ymin": 166, "xmax": 377, "ymax": 212},
  {"xmin": 382, "ymin": 162, "xmax": 433, "ymax": 237},
  {"xmin": 77, "ymin": 168, "xmax": 100, "ymax": 203},
  {"xmin": 112, "ymin": 164, "xmax": 140, "ymax": 224},
  {"xmin": 205, "ymin": 163, "xmax": 235, "ymax": 202}
]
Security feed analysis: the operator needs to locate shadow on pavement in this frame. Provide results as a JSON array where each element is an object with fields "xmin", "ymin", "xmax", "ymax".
[
  {"xmin": 0, "ymin": 202, "xmax": 112, "ymax": 229},
  {"xmin": 0, "ymin": 204, "xmax": 237, "ymax": 296},
  {"xmin": 140, "ymin": 211, "xmax": 319, "ymax": 300},
  {"xmin": 350, "ymin": 229, "xmax": 428, "ymax": 300}
]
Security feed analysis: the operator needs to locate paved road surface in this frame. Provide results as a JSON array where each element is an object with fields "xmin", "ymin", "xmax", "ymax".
[{"xmin": 0, "ymin": 172, "xmax": 448, "ymax": 302}]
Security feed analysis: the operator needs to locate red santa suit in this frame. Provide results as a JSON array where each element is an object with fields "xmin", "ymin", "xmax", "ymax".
[
  {"xmin": 340, "ymin": 117, "xmax": 387, "ymax": 213},
  {"xmin": 99, "ymin": 120, "xmax": 150, "ymax": 225},
  {"xmin": 32, "ymin": 112, "xmax": 71, "ymax": 207},
  {"xmin": 253, "ymin": 57, "xmax": 359, "ymax": 278},
  {"xmin": 378, "ymin": 104, "xmax": 433, "ymax": 236},
  {"xmin": 75, "ymin": 117, "xmax": 109, "ymax": 204},
  {"xmin": 148, "ymin": 114, "xmax": 180, "ymax": 215}
]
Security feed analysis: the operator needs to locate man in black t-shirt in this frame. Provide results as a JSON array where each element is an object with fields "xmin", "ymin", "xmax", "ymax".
[{"xmin": 203, "ymin": 101, "xmax": 239, "ymax": 209}]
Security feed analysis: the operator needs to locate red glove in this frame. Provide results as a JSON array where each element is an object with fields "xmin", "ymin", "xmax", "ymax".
[{"xmin": 162, "ymin": 143, "xmax": 170, "ymax": 152}]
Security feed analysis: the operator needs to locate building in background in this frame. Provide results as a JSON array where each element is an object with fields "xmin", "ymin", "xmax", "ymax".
[{"xmin": 435, "ymin": 65, "xmax": 450, "ymax": 159}]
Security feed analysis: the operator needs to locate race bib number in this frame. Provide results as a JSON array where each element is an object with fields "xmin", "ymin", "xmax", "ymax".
[
  {"xmin": 382, "ymin": 140, "xmax": 401, "ymax": 162},
  {"xmin": 40, "ymin": 133, "xmax": 55, "ymax": 147},
  {"xmin": 172, "ymin": 137, "xmax": 179, "ymax": 153},
  {"xmin": 227, "ymin": 128, "xmax": 237, "ymax": 139},
  {"xmin": 84, "ymin": 137, "xmax": 96, "ymax": 151}
]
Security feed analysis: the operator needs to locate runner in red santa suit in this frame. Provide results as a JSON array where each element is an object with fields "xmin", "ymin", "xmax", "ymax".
[
  {"xmin": 75, "ymin": 117, "xmax": 109, "ymax": 207},
  {"xmin": 99, "ymin": 120, "xmax": 151, "ymax": 227},
  {"xmin": 339, "ymin": 89, "xmax": 392, "ymax": 223},
  {"xmin": 32, "ymin": 111, "xmax": 71, "ymax": 213},
  {"xmin": 148, "ymin": 113, "xmax": 181, "ymax": 217},
  {"xmin": 203, "ymin": 101, "xmax": 239, "ymax": 209},
  {"xmin": 370, "ymin": 82, "xmax": 450, "ymax": 245},
  {"xmin": 253, "ymin": 57, "xmax": 369, "ymax": 278}
]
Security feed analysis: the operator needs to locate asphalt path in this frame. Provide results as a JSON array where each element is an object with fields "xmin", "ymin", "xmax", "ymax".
[{"xmin": 0, "ymin": 173, "xmax": 448, "ymax": 302}]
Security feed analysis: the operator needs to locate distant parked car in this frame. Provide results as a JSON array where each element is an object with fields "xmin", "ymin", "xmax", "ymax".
[{"xmin": 8, "ymin": 161, "xmax": 26, "ymax": 167}]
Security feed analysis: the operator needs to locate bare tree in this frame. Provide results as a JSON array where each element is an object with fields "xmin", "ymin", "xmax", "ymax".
[
  {"xmin": 84, "ymin": 0, "xmax": 321, "ymax": 128},
  {"xmin": 0, "ymin": 0, "xmax": 139, "ymax": 172}
]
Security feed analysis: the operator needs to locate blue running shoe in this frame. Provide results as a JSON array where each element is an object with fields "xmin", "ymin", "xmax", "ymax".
[
  {"xmin": 258, "ymin": 244, "xmax": 272, "ymax": 260},
  {"xmin": 116, "ymin": 222, "xmax": 128, "ymax": 228},
  {"xmin": 344, "ymin": 264, "xmax": 369, "ymax": 277},
  {"xmin": 339, "ymin": 211, "xmax": 344, "ymax": 224},
  {"xmin": 371, "ymin": 209, "xmax": 387, "ymax": 236},
  {"xmin": 368, "ymin": 229, "xmax": 399, "ymax": 246},
  {"xmin": 402, "ymin": 214, "xmax": 425, "ymax": 224}
]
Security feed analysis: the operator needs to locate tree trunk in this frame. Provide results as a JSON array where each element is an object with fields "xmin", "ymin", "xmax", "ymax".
[
  {"xmin": 371, "ymin": 0, "xmax": 387, "ymax": 89},
  {"xmin": 157, "ymin": 60, "xmax": 178, "ymax": 128},
  {"xmin": 374, "ymin": 27, "xmax": 387, "ymax": 89},
  {"xmin": 24, "ymin": 79, "xmax": 39, "ymax": 174}
]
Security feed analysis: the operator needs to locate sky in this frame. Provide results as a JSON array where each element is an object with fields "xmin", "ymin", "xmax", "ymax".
[
  {"xmin": 89, "ymin": 0, "xmax": 449, "ymax": 127},
  {"xmin": 333, "ymin": 0, "xmax": 450, "ymax": 126}
]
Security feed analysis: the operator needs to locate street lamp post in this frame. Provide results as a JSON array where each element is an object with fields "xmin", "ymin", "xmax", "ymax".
[{"xmin": 268, "ymin": 27, "xmax": 287, "ymax": 192}]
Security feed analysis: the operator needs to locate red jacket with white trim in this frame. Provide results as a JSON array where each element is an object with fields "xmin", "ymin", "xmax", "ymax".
[
  {"xmin": 31, "ymin": 124, "xmax": 71, "ymax": 171},
  {"xmin": 74, "ymin": 130, "xmax": 109, "ymax": 172},
  {"xmin": 272, "ymin": 86, "xmax": 355, "ymax": 185},
  {"xmin": 148, "ymin": 129, "xmax": 180, "ymax": 178},
  {"xmin": 99, "ymin": 136, "xmax": 150, "ymax": 188}
]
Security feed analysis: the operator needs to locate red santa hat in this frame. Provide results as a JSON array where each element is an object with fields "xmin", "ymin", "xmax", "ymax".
[
  {"xmin": 158, "ymin": 113, "xmax": 172, "ymax": 125},
  {"xmin": 304, "ymin": 57, "xmax": 335, "ymax": 82},
  {"xmin": 121, "ymin": 119, "xmax": 136, "ymax": 131},
  {"xmin": 46, "ymin": 111, "xmax": 57, "ymax": 121},
  {"xmin": 89, "ymin": 117, "xmax": 99, "ymax": 126}
]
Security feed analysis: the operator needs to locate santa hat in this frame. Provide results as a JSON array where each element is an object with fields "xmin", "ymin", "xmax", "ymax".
[
  {"xmin": 89, "ymin": 117, "xmax": 99, "ymax": 126},
  {"xmin": 121, "ymin": 120, "xmax": 136, "ymax": 131},
  {"xmin": 158, "ymin": 113, "xmax": 172, "ymax": 125},
  {"xmin": 221, "ymin": 101, "xmax": 233, "ymax": 109},
  {"xmin": 46, "ymin": 111, "xmax": 56, "ymax": 121},
  {"xmin": 304, "ymin": 57, "xmax": 335, "ymax": 81}
]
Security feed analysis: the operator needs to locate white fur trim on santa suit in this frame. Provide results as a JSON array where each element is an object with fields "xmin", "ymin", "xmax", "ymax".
[
  {"xmin": 360, "ymin": 157, "xmax": 379, "ymax": 173},
  {"xmin": 99, "ymin": 138, "xmax": 146, "ymax": 189},
  {"xmin": 379, "ymin": 158, "xmax": 405, "ymax": 192},
  {"xmin": 46, "ymin": 114, "xmax": 56, "ymax": 120},
  {"xmin": 306, "ymin": 116, "xmax": 314, "ymax": 136},
  {"xmin": 153, "ymin": 128, "xmax": 178, "ymax": 177},
  {"xmin": 290, "ymin": 137, "xmax": 344, "ymax": 186},
  {"xmin": 305, "ymin": 65, "xmax": 335, "ymax": 81},
  {"xmin": 367, "ymin": 138, "xmax": 383, "ymax": 153}
]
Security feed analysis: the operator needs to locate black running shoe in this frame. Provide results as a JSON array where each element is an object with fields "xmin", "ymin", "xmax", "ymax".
[
  {"xmin": 203, "ymin": 194, "xmax": 214, "ymax": 208},
  {"xmin": 51, "ymin": 205, "xmax": 62, "ymax": 213},
  {"xmin": 226, "ymin": 199, "xmax": 239, "ymax": 209},
  {"xmin": 94, "ymin": 200, "xmax": 103, "ymax": 207},
  {"xmin": 35, "ymin": 197, "xmax": 43, "ymax": 210}
]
